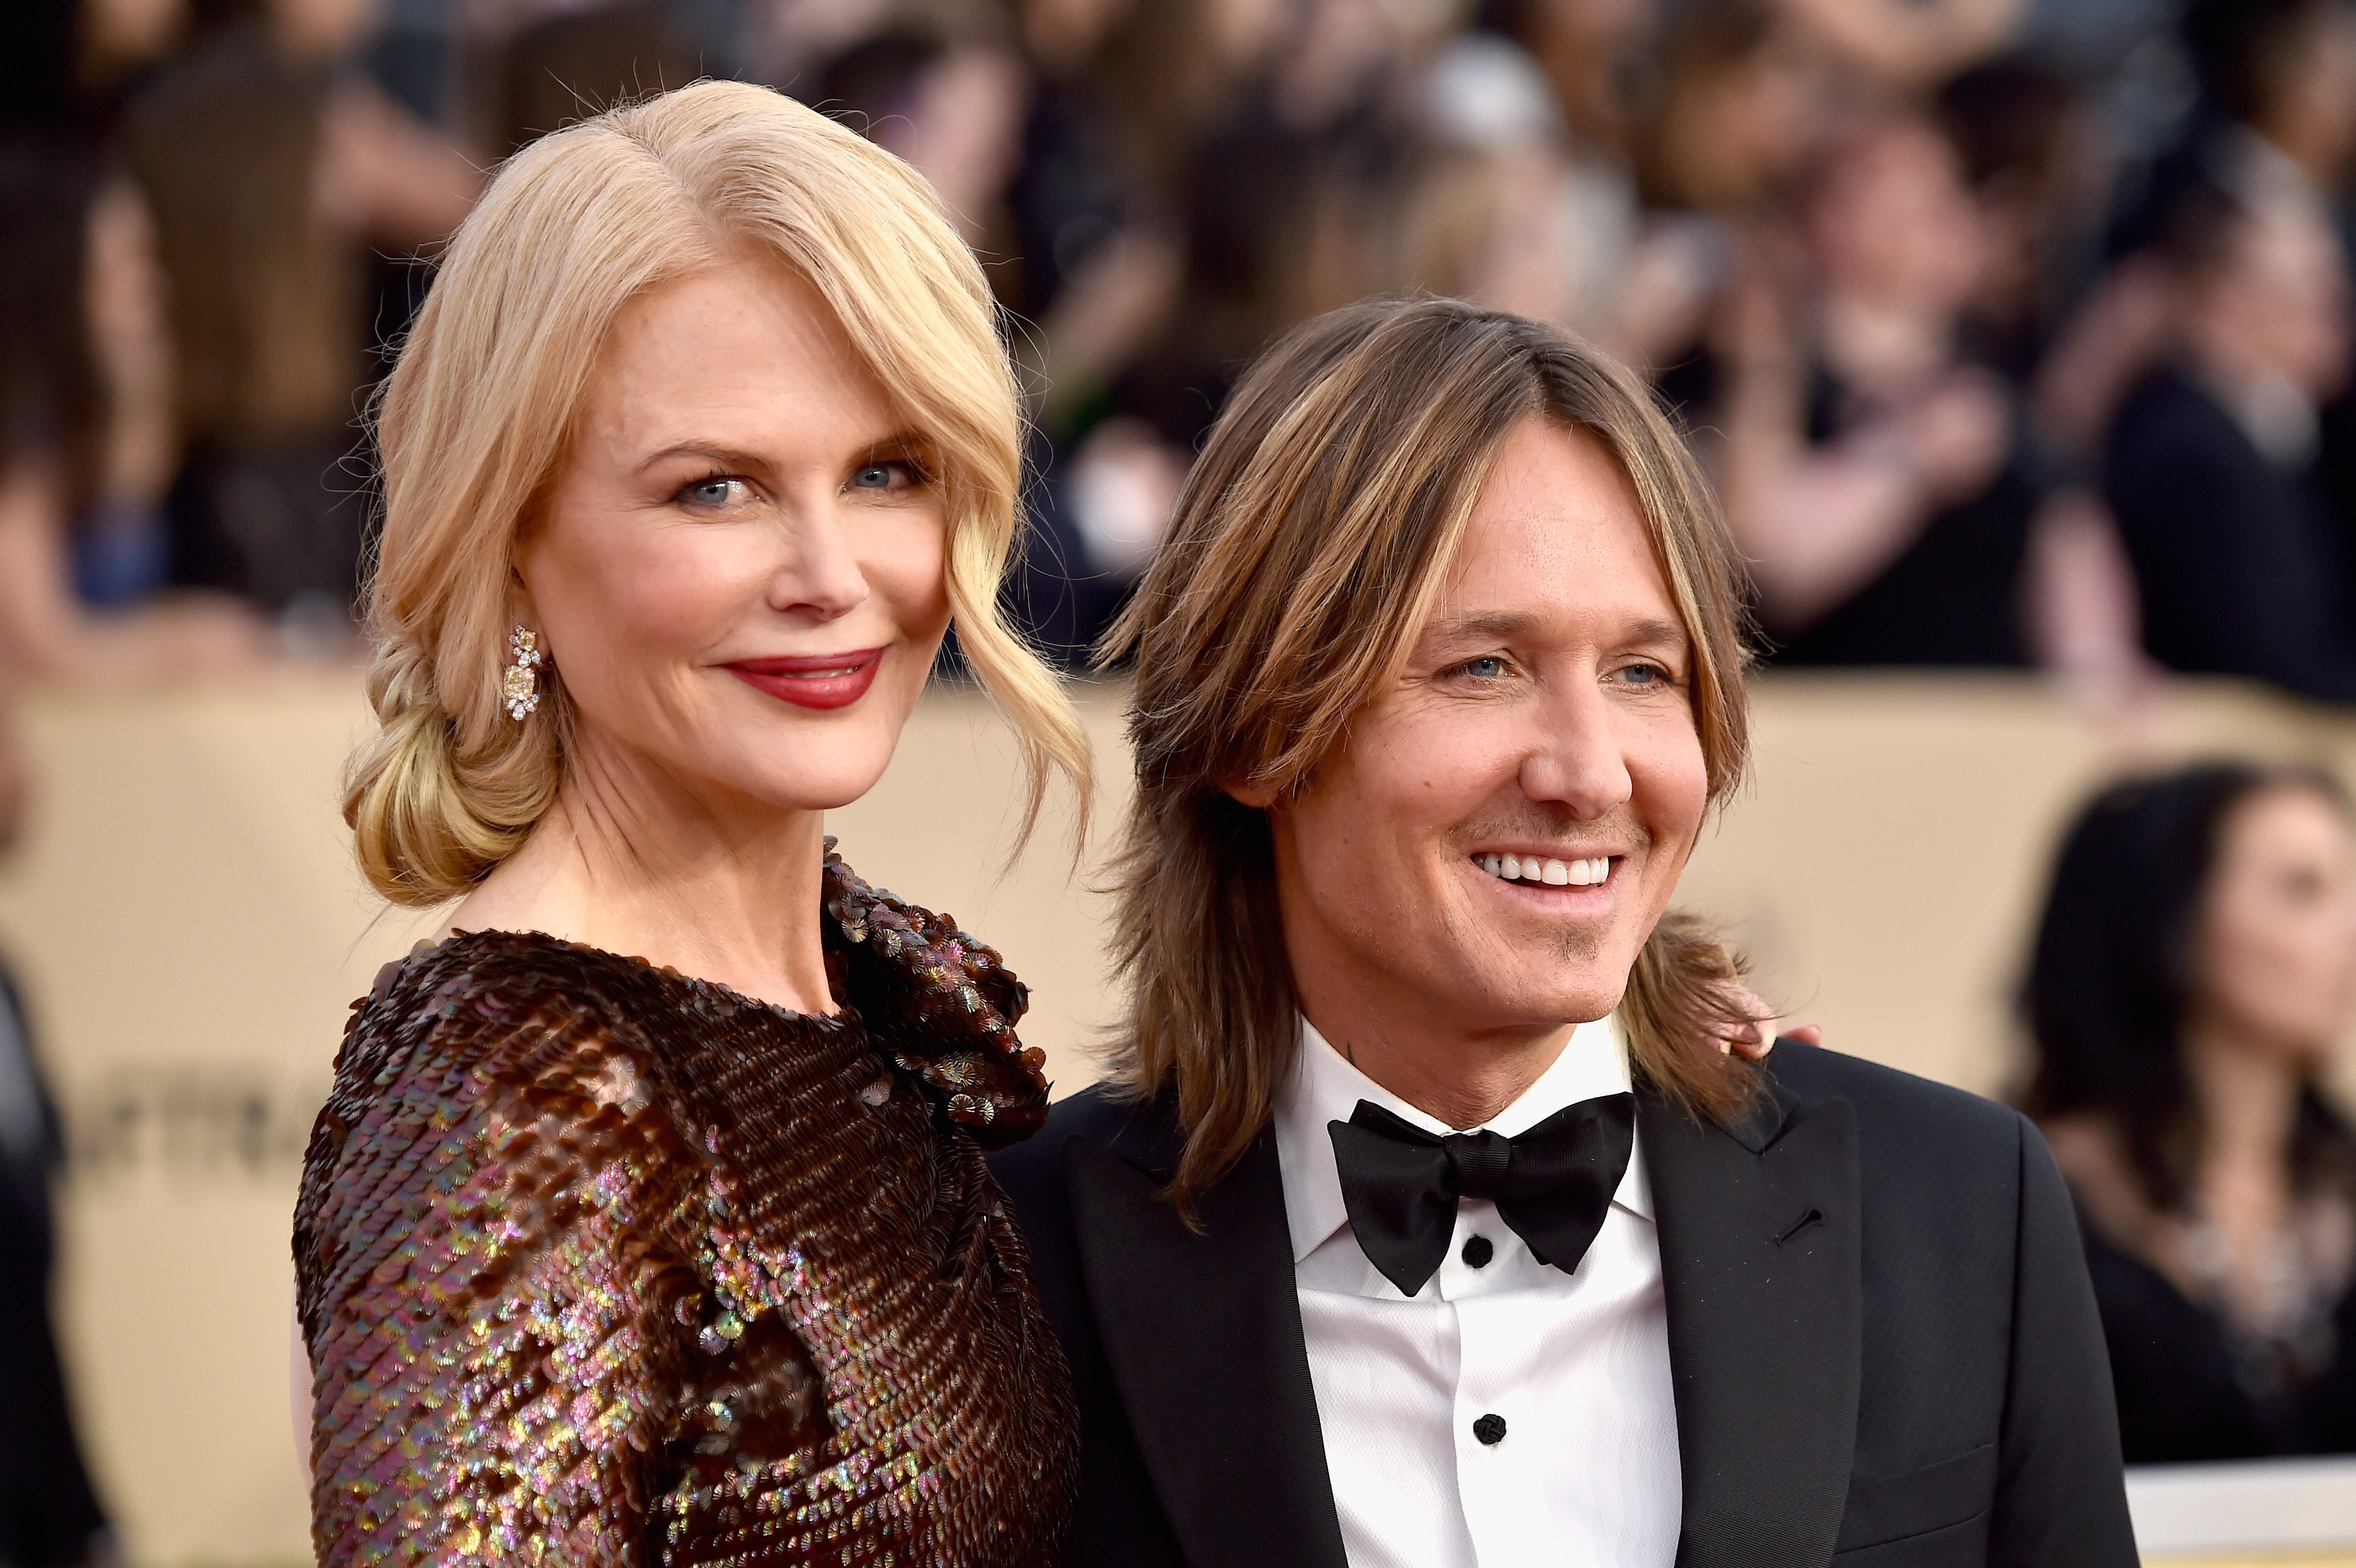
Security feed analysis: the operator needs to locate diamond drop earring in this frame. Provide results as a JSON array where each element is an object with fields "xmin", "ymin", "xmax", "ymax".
[{"xmin": 503, "ymin": 626, "xmax": 545, "ymax": 721}]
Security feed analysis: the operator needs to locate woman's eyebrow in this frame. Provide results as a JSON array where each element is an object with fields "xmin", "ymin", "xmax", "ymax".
[
  {"xmin": 631, "ymin": 428, "xmax": 934, "ymax": 476},
  {"xmin": 635, "ymin": 441, "xmax": 766, "ymax": 474}
]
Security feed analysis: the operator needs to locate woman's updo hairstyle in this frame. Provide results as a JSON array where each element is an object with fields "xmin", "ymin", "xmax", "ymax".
[{"xmin": 345, "ymin": 81, "xmax": 1088, "ymax": 904}]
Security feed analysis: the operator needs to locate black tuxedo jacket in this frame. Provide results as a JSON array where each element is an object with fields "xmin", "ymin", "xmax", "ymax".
[{"xmin": 990, "ymin": 1042, "xmax": 2138, "ymax": 1567}]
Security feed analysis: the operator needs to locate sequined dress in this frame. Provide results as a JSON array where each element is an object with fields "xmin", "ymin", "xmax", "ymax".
[{"xmin": 293, "ymin": 851, "xmax": 1078, "ymax": 1566}]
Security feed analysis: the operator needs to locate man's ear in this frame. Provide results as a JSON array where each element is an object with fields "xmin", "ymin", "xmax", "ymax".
[{"xmin": 1222, "ymin": 778, "xmax": 1281, "ymax": 809}]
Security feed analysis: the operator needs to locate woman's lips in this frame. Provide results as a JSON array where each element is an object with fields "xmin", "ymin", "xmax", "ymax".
[{"xmin": 725, "ymin": 648, "xmax": 885, "ymax": 711}]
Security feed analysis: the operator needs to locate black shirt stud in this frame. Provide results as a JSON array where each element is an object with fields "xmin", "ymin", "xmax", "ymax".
[
  {"xmin": 1461, "ymin": 1234, "xmax": 1494, "ymax": 1268},
  {"xmin": 1473, "ymin": 1414, "xmax": 1507, "ymax": 1446}
]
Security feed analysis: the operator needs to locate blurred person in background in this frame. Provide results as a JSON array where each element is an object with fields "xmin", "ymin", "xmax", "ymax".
[
  {"xmin": 1109, "ymin": 0, "xmax": 1400, "ymax": 453},
  {"xmin": 0, "ymin": 144, "xmax": 275, "ymax": 684},
  {"xmin": 493, "ymin": 0, "xmax": 702, "ymax": 156},
  {"xmin": 1482, "ymin": 0, "xmax": 1653, "ymax": 165},
  {"xmin": 1634, "ymin": 0, "xmax": 1821, "ymax": 229},
  {"xmin": 1774, "ymin": 0, "xmax": 2026, "ymax": 93},
  {"xmin": 1442, "ymin": 0, "xmax": 1661, "ymax": 352},
  {"xmin": 1712, "ymin": 108, "xmax": 2055, "ymax": 668},
  {"xmin": 1934, "ymin": 56, "xmax": 2157, "ymax": 698},
  {"xmin": 1396, "ymin": 28, "xmax": 1632, "ymax": 344},
  {"xmin": 809, "ymin": 7, "xmax": 1182, "ymax": 665},
  {"xmin": 2174, "ymin": 0, "xmax": 2356, "ymax": 218},
  {"xmin": 1938, "ymin": 55, "xmax": 2106, "ymax": 384},
  {"xmin": 1001, "ymin": 0, "xmax": 1177, "ymax": 411},
  {"xmin": 2038, "ymin": 0, "xmax": 2356, "ymax": 486},
  {"xmin": 1026, "ymin": 0, "xmax": 1409, "ymax": 663},
  {"xmin": 119, "ymin": 0, "xmax": 477, "ymax": 638},
  {"xmin": 2024, "ymin": 762, "xmax": 2356, "ymax": 1460},
  {"xmin": 2103, "ymin": 180, "xmax": 2356, "ymax": 703},
  {"xmin": 813, "ymin": 25, "xmax": 1030, "ymax": 254},
  {"xmin": 0, "ymin": 706, "xmax": 114, "ymax": 1568},
  {"xmin": 1624, "ymin": 0, "xmax": 1825, "ymax": 382}
]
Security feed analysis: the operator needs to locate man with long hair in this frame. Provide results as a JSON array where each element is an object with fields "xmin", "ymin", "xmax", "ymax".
[{"xmin": 993, "ymin": 298, "xmax": 2137, "ymax": 1566}]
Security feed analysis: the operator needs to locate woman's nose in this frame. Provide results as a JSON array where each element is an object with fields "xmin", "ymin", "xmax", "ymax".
[{"xmin": 770, "ymin": 509, "xmax": 871, "ymax": 619}]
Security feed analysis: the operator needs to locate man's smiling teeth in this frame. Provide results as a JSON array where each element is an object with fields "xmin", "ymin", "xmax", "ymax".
[{"xmin": 1477, "ymin": 853, "xmax": 1612, "ymax": 886}]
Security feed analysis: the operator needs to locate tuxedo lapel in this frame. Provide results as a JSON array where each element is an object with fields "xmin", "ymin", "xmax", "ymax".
[
  {"xmin": 1064, "ymin": 1124, "xmax": 1350, "ymax": 1568},
  {"xmin": 1642, "ymin": 1078, "xmax": 1862, "ymax": 1568}
]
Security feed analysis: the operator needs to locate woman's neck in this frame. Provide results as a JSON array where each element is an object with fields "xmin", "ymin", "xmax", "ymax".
[
  {"xmin": 441, "ymin": 741, "xmax": 836, "ymax": 1015},
  {"xmin": 2181, "ymin": 1016, "xmax": 2304, "ymax": 1238}
]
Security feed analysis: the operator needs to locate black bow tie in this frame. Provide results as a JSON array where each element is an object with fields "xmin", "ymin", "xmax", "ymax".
[{"xmin": 1327, "ymin": 1094, "xmax": 1636, "ymax": 1298}]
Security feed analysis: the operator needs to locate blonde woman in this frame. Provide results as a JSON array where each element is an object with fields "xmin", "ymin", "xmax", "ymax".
[{"xmin": 292, "ymin": 83, "xmax": 1087, "ymax": 1564}]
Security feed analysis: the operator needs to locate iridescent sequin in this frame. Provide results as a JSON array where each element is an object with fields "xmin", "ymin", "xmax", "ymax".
[{"xmin": 294, "ymin": 848, "xmax": 1077, "ymax": 1565}]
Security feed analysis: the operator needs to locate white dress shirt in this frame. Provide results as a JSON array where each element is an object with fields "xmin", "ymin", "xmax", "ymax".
[{"xmin": 1274, "ymin": 1016, "xmax": 1681, "ymax": 1568}]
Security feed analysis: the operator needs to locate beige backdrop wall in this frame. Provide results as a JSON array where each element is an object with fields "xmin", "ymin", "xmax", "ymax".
[{"xmin": 4, "ymin": 670, "xmax": 2355, "ymax": 1566}]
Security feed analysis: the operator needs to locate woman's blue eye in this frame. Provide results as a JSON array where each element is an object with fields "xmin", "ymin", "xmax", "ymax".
[
  {"xmin": 682, "ymin": 476, "xmax": 746, "ymax": 508},
  {"xmin": 1458, "ymin": 656, "xmax": 1508, "ymax": 680},
  {"xmin": 1619, "ymin": 663, "xmax": 1666, "ymax": 686},
  {"xmin": 853, "ymin": 462, "xmax": 910, "ymax": 490}
]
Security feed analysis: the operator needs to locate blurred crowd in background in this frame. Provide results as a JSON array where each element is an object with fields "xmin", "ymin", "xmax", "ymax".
[
  {"xmin": 8, "ymin": 0, "xmax": 2356, "ymax": 1561},
  {"xmin": 7, "ymin": 0, "xmax": 2356, "ymax": 697}
]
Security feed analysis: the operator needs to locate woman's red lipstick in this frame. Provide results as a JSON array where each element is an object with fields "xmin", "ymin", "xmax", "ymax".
[{"xmin": 725, "ymin": 648, "xmax": 885, "ymax": 710}]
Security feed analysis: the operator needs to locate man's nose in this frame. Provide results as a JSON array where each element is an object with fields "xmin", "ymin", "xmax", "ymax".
[{"xmin": 1516, "ymin": 676, "xmax": 1633, "ymax": 820}]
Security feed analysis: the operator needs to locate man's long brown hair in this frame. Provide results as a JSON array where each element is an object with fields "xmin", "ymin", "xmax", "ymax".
[{"xmin": 1097, "ymin": 297, "xmax": 1762, "ymax": 1205}]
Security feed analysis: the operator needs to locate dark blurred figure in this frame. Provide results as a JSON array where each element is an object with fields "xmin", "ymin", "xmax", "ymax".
[
  {"xmin": 1715, "ymin": 108, "xmax": 2048, "ymax": 667},
  {"xmin": 2024, "ymin": 762, "xmax": 2356, "ymax": 1461},
  {"xmin": 1635, "ymin": 0, "xmax": 1821, "ymax": 226},
  {"xmin": 2051, "ymin": 0, "xmax": 2356, "ymax": 515},
  {"xmin": 2103, "ymin": 181, "xmax": 2356, "ymax": 701},
  {"xmin": 1938, "ymin": 55, "xmax": 2104, "ymax": 382},
  {"xmin": 1777, "ymin": 0, "xmax": 2029, "ymax": 91},
  {"xmin": 1395, "ymin": 22, "xmax": 1640, "ymax": 345},
  {"xmin": 810, "ymin": 16, "xmax": 1152, "ymax": 665},
  {"xmin": 1627, "ymin": 0, "xmax": 1826, "ymax": 379},
  {"xmin": 0, "ymin": 144, "xmax": 275, "ymax": 683},
  {"xmin": 0, "ymin": 708, "xmax": 114, "ymax": 1567},
  {"xmin": 814, "ymin": 24, "xmax": 1028, "ymax": 251},
  {"xmin": 120, "ymin": 0, "xmax": 476, "ymax": 629},
  {"xmin": 0, "ymin": 1, "xmax": 84, "ymax": 139},
  {"xmin": 1481, "ymin": 0, "xmax": 1654, "ymax": 166},
  {"xmin": 496, "ymin": 0, "xmax": 701, "ymax": 154},
  {"xmin": 1113, "ymin": 0, "xmax": 1404, "ymax": 454},
  {"xmin": 2179, "ymin": 0, "xmax": 2356, "ymax": 209},
  {"xmin": 1001, "ymin": 0, "xmax": 1151, "ymax": 331}
]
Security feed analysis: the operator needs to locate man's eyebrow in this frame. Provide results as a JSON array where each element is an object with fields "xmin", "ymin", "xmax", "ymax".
[
  {"xmin": 1624, "ymin": 617, "xmax": 1687, "ymax": 645},
  {"xmin": 1427, "ymin": 611, "xmax": 1542, "ymax": 641},
  {"xmin": 1424, "ymin": 612, "xmax": 1689, "ymax": 644}
]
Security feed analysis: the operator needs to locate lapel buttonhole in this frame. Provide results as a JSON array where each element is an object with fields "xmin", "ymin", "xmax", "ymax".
[{"xmin": 1773, "ymin": 1206, "xmax": 1826, "ymax": 1247}]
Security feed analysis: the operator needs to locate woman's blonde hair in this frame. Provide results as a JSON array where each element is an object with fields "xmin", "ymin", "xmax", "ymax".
[
  {"xmin": 1100, "ymin": 296, "xmax": 1758, "ymax": 1205},
  {"xmin": 345, "ymin": 81, "xmax": 1088, "ymax": 904}
]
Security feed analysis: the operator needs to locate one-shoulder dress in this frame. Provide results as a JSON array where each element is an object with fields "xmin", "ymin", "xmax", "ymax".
[{"xmin": 293, "ymin": 848, "xmax": 1078, "ymax": 1566}]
